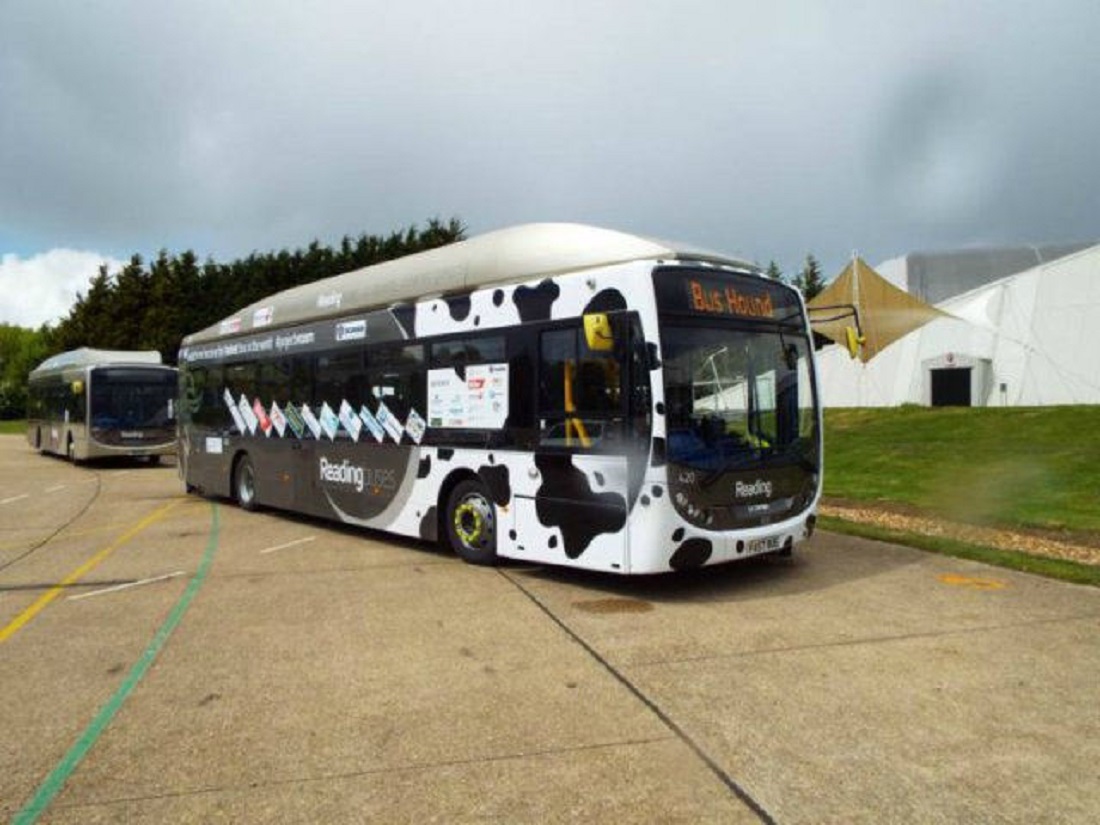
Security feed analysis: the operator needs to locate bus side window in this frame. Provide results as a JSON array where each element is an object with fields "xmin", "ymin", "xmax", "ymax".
[
  {"xmin": 315, "ymin": 349, "xmax": 365, "ymax": 412},
  {"xmin": 366, "ymin": 344, "xmax": 425, "ymax": 426},
  {"xmin": 258, "ymin": 360, "xmax": 292, "ymax": 407},
  {"xmin": 191, "ymin": 364, "xmax": 226, "ymax": 428}
]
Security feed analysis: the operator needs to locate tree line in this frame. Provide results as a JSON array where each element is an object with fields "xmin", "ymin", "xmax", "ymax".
[{"xmin": 0, "ymin": 218, "xmax": 465, "ymax": 419}]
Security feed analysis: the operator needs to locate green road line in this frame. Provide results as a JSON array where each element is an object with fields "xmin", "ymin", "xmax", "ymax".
[{"xmin": 13, "ymin": 503, "xmax": 221, "ymax": 825}]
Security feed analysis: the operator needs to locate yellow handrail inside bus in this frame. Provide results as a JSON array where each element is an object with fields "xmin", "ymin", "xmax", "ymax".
[{"xmin": 562, "ymin": 360, "xmax": 591, "ymax": 448}]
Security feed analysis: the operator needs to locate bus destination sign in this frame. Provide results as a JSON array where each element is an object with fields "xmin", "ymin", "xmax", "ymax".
[
  {"xmin": 654, "ymin": 268, "xmax": 793, "ymax": 320},
  {"xmin": 687, "ymin": 278, "xmax": 774, "ymax": 319}
]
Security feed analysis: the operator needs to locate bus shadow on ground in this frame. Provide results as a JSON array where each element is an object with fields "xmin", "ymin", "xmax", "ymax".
[
  {"xmin": 35, "ymin": 451, "xmax": 175, "ymax": 470},
  {"xmin": 201, "ymin": 493, "xmax": 919, "ymax": 604},
  {"xmin": 508, "ymin": 531, "xmax": 922, "ymax": 605}
]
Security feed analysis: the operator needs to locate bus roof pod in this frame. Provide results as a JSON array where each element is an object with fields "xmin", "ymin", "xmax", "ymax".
[
  {"xmin": 30, "ymin": 348, "xmax": 163, "ymax": 377},
  {"xmin": 183, "ymin": 223, "xmax": 757, "ymax": 345}
]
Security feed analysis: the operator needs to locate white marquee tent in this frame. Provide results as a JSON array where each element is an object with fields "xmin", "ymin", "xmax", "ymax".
[{"xmin": 816, "ymin": 243, "xmax": 1100, "ymax": 406}]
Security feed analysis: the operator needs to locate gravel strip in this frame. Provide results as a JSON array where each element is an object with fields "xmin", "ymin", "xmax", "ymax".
[{"xmin": 820, "ymin": 504, "xmax": 1100, "ymax": 567}]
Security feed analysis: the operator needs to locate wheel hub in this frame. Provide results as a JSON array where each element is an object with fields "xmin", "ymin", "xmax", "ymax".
[{"xmin": 453, "ymin": 497, "xmax": 493, "ymax": 548}]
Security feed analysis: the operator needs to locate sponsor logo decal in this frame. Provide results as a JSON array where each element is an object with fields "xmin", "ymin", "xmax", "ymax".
[
  {"xmin": 253, "ymin": 306, "xmax": 274, "ymax": 327},
  {"xmin": 283, "ymin": 403, "xmax": 306, "ymax": 438},
  {"xmin": 317, "ymin": 292, "xmax": 343, "ymax": 310},
  {"xmin": 269, "ymin": 401, "xmax": 287, "ymax": 437},
  {"xmin": 338, "ymin": 400, "xmax": 362, "ymax": 441},
  {"xmin": 335, "ymin": 319, "xmax": 367, "ymax": 342},
  {"xmin": 253, "ymin": 398, "xmax": 272, "ymax": 436}
]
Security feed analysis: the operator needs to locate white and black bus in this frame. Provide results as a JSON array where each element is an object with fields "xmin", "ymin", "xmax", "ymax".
[
  {"xmin": 27, "ymin": 348, "xmax": 177, "ymax": 462},
  {"xmin": 177, "ymin": 224, "xmax": 822, "ymax": 574}
]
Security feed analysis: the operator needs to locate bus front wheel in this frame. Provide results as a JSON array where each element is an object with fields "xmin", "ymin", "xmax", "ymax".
[
  {"xmin": 444, "ymin": 480, "xmax": 498, "ymax": 566},
  {"xmin": 234, "ymin": 454, "xmax": 258, "ymax": 511}
]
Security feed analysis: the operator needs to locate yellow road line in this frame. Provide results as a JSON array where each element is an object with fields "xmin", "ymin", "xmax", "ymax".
[{"xmin": 0, "ymin": 499, "xmax": 185, "ymax": 645}]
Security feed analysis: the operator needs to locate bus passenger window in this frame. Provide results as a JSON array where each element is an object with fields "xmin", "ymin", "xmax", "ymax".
[{"xmin": 365, "ymin": 344, "xmax": 425, "ymax": 424}]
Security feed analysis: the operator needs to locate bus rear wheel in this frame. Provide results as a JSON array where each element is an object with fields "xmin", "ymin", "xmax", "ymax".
[
  {"xmin": 234, "ymin": 454, "xmax": 258, "ymax": 511},
  {"xmin": 444, "ymin": 480, "xmax": 498, "ymax": 566}
]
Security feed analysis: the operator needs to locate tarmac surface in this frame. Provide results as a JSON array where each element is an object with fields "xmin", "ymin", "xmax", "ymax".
[{"xmin": 1, "ymin": 433, "xmax": 1098, "ymax": 823}]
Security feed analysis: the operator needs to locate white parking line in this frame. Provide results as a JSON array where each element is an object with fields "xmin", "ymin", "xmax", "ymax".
[
  {"xmin": 68, "ymin": 571, "xmax": 186, "ymax": 601},
  {"xmin": 45, "ymin": 485, "xmax": 67, "ymax": 494},
  {"xmin": 259, "ymin": 536, "xmax": 316, "ymax": 555},
  {"xmin": 1, "ymin": 494, "xmax": 30, "ymax": 505}
]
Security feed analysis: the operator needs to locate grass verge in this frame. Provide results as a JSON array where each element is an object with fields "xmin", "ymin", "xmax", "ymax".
[
  {"xmin": 0, "ymin": 420, "xmax": 25, "ymax": 435},
  {"xmin": 824, "ymin": 406, "xmax": 1100, "ymax": 534}
]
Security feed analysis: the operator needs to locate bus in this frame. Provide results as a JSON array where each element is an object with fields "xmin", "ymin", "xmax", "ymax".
[
  {"xmin": 177, "ymin": 223, "xmax": 822, "ymax": 574},
  {"xmin": 27, "ymin": 348, "xmax": 178, "ymax": 463}
]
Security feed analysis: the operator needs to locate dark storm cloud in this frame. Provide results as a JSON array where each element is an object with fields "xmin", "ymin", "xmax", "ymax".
[{"xmin": 1, "ymin": 0, "xmax": 1098, "ymax": 297}]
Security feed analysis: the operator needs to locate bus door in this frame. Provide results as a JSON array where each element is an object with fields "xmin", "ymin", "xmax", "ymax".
[{"xmin": 511, "ymin": 315, "xmax": 647, "ymax": 571}]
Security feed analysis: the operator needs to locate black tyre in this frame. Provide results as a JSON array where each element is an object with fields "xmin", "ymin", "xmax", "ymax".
[
  {"xmin": 234, "ymin": 454, "xmax": 258, "ymax": 511},
  {"xmin": 444, "ymin": 479, "xmax": 498, "ymax": 565}
]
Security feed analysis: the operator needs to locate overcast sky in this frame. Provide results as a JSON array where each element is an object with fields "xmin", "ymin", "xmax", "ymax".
[{"xmin": 2, "ymin": 1, "xmax": 1098, "ymax": 327}]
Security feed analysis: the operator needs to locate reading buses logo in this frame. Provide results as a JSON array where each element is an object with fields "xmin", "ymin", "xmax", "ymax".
[
  {"xmin": 735, "ymin": 479, "xmax": 773, "ymax": 499},
  {"xmin": 319, "ymin": 457, "xmax": 397, "ymax": 493},
  {"xmin": 320, "ymin": 457, "xmax": 365, "ymax": 492}
]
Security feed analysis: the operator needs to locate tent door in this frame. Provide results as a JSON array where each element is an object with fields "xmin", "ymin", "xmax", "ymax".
[{"xmin": 930, "ymin": 368, "xmax": 971, "ymax": 407}]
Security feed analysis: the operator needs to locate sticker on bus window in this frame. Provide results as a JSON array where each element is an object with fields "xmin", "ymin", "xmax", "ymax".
[
  {"xmin": 339, "ymin": 400, "xmax": 362, "ymax": 441},
  {"xmin": 284, "ymin": 403, "xmax": 306, "ymax": 438},
  {"xmin": 375, "ymin": 401, "xmax": 404, "ymax": 443},
  {"xmin": 223, "ymin": 388, "xmax": 246, "ymax": 434},
  {"xmin": 405, "ymin": 408, "xmax": 426, "ymax": 444},
  {"xmin": 319, "ymin": 401, "xmax": 340, "ymax": 440},
  {"xmin": 359, "ymin": 405, "xmax": 385, "ymax": 442},
  {"xmin": 336, "ymin": 319, "xmax": 367, "ymax": 342},
  {"xmin": 269, "ymin": 401, "xmax": 287, "ymax": 437},
  {"xmin": 238, "ymin": 394, "xmax": 259, "ymax": 434},
  {"xmin": 468, "ymin": 364, "xmax": 508, "ymax": 429},
  {"xmin": 253, "ymin": 398, "xmax": 273, "ymax": 437},
  {"xmin": 300, "ymin": 404, "xmax": 322, "ymax": 440}
]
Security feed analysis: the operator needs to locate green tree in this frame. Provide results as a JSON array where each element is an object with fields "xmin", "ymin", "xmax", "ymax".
[
  {"xmin": 0, "ymin": 324, "xmax": 50, "ymax": 418},
  {"xmin": 765, "ymin": 260, "xmax": 784, "ymax": 282},
  {"xmin": 793, "ymin": 254, "xmax": 825, "ymax": 301}
]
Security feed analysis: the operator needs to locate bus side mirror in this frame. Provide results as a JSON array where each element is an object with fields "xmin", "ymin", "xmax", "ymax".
[
  {"xmin": 583, "ymin": 313, "xmax": 614, "ymax": 352},
  {"xmin": 845, "ymin": 326, "xmax": 865, "ymax": 359}
]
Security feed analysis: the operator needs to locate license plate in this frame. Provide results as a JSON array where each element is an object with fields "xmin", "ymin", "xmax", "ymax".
[{"xmin": 746, "ymin": 535, "xmax": 782, "ymax": 553}]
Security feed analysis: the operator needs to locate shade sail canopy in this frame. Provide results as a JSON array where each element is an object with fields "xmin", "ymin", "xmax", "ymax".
[{"xmin": 809, "ymin": 257, "xmax": 949, "ymax": 362}]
